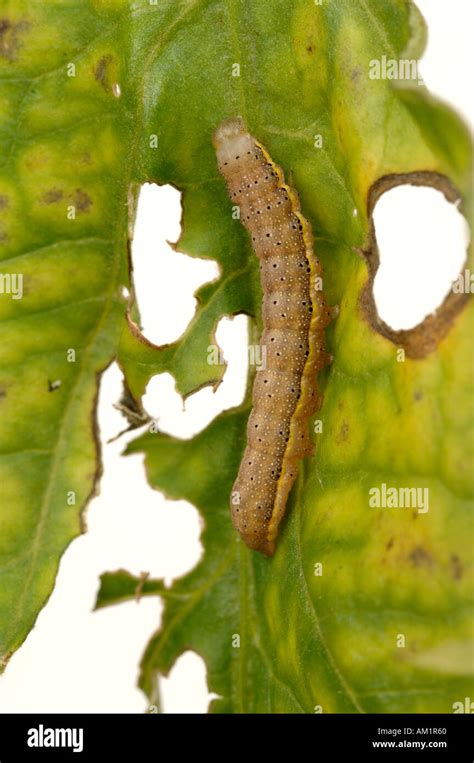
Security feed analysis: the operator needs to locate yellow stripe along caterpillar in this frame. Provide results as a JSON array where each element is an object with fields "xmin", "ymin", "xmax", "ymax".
[{"xmin": 213, "ymin": 118, "xmax": 336, "ymax": 556}]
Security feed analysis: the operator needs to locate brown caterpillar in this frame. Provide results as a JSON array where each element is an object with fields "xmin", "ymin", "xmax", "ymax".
[{"xmin": 213, "ymin": 118, "xmax": 336, "ymax": 556}]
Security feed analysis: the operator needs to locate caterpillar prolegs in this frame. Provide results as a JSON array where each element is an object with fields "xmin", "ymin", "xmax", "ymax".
[{"xmin": 213, "ymin": 118, "xmax": 336, "ymax": 556}]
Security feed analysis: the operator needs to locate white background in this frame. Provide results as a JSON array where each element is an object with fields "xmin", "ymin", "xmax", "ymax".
[{"xmin": 0, "ymin": 0, "xmax": 472, "ymax": 714}]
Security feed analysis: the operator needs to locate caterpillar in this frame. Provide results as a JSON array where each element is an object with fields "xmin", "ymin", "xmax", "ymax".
[{"xmin": 213, "ymin": 117, "xmax": 336, "ymax": 556}]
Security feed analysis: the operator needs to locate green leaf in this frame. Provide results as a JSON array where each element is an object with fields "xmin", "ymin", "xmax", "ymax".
[
  {"xmin": 0, "ymin": 1, "xmax": 133, "ymax": 665},
  {"xmin": 2, "ymin": 0, "xmax": 472, "ymax": 714},
  {"xmin": 96, "ymin": 570, "xmax": 165, "ymax": 609},
  {"xmin": 101, "ymin": 1, "xmax": 473, "ymax": 713}
]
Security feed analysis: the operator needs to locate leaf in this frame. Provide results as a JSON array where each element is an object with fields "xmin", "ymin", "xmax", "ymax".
[
  {"xmin": 2, "ymin": 0, "xmax": 471, "ymax": 713},
  {"xmin": 0, "ymin": 1, "xmax": 132, "ymax": 665},
  {"xmin": 100, "ymin": 1, "xmax": 473, "ymax": 712},
  {"xmin": 96, "ymin": 570, "xmax": 165, "ymax": 609}
]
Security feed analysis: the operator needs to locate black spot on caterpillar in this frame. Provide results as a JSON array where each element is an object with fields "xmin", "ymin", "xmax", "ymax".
[{"xmin": 213, "ymin": 117, "xmax": 336, "ymax": 556}]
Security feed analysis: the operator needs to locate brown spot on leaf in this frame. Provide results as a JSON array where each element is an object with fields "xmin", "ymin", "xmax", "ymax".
[
  {"xmin": 386, "ymin": 537, "xmax": 394, "ymax": 550},
  {"xmin": 42, "ymin": 188, "xmax": 63, "ymax": 205},
  {"xmin": 414, "ymin": 389, "xmax": 423, "ymax": 401},
  {"xmin": 0, "ymin": 18, "xmax": 29, "ymax": 60},
  {"xmin": 409, "ymin": 546, "xmax": 433, "ymax": 567},
  {"xmin": 79, "ymin": 152, "xmax": 92, "ymax": 165},
  {"xmin": 94, "ymin": 54, "xmax": 113, "ymax": 89},
  {"xmin": 336, "ymin": 419, "xmax": 349, "ymax": 443},
  {"xmin": 0, "ymin": 387, "xmax": 6, "ymax": 400},
  {"xmin": 450, "ymin": 553, "xmax": 463, "ymax": 581},
  {"xmin": 360, "ymin": 172, "xmax": 471, "ymax": 358},
  {"xmin": 72, "ymin": 189, "xmax": 92, "ymax": 213},
  {"xmin": 0, "ymin": 194, "xmax": 8, "ymax": 210}
]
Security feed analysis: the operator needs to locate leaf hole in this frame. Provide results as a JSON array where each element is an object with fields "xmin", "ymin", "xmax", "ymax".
[{"xmin": 372, "ymin": 184, "xmax": 470, "ymax": 330}]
